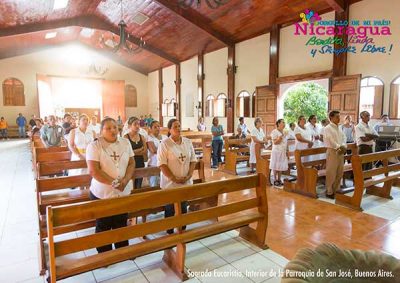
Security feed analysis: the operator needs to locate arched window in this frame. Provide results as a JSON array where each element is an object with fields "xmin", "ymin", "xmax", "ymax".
[
  {"xmin": 162, "ymin": 99, "xmax": 170, "ymax": 117},
  {"xmin": 252, "ymin": 91, "xmax": 256, "ymax": 118},
  {"xmin": 125, "ymin": 84, "xmax": 137, "ymax": 107},
  {"xmin": 360, "ymin": 77, "xmax": 384, "ymax": 119},
  {"xmin": 389, "ymin": 76, "xmax": 400, "ymax": 118},
  {"xmin": 205, "ymin": 95, "xmax": 214, "ymax": 117},
  {"xmin": 169, "ymin": 98, "xmax": 177, "ymax": 117},
  {"xmin": 216, "ymin": 93, "xmax": 227, "ymax": 117},
  {"xmin": 3, "ymin": 78, "xmax": 25, "ymax": 106},
  {"xmin": 236, "ymin": 90, "xmax": 250, "ymax": 117}
]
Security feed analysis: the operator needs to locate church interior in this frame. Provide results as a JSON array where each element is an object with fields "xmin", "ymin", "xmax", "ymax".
[{"xmin": 1, "ymin": 0, "xmax": 400, "ymax": 282}]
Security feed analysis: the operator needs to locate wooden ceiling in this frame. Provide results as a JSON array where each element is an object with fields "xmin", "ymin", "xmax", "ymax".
[{"xmin": 0, "ymin": 0, "xmax": 362, "ymax": 75}]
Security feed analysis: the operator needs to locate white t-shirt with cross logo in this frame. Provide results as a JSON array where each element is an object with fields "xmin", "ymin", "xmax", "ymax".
[
  {"xmin": 157, "ymin": 136, "xmax": 197, "ymax": 189},
  {"xmin": 86, "ymin": 136, "xmax": 134, "ymax": 199}
]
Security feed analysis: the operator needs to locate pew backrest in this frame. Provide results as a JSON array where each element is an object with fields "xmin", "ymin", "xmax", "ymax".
[
  {"xmin": 37, "ymin": 160, "xmax": 87, "ymax": 178},
  {"xmin": 46, "ymin": 173, "xmax": 268, "ymax": 282}
]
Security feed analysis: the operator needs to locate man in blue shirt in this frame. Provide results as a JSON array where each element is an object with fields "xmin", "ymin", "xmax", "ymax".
[{"xmin": 16, "ymin": 113, "xmax": 27, "ymax": 138}]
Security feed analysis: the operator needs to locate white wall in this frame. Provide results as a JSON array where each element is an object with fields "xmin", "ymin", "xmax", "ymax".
[
  {"xmin": 147, "ymin": 71, "xmax": 159, "ymax": 121},
  {"xmin": 235, "ymin": 33, "xmax": 270, "ymax": 131},
  {"xmin": 0, "ymin": 43, "xmax": 148, "ymax": 124},
  {"xmin": 279, "ymin": 12, "xmax": 335, "ymax": 77},
  {"xmin": 181, "ymin": 57, "xmax": 198, "ymax": 130},
  {"xmin": 347, "ymin": 0, "xmax": 400, "ymax": 115}
]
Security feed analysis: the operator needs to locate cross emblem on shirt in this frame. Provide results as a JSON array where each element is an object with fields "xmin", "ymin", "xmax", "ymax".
[
  {"xmin": 178, "ymin": 153, "xmax": 186, "ymax": 162},
  {"xmin": 110, "ymin": 151, "xmax": 120, "ymax": 161}
]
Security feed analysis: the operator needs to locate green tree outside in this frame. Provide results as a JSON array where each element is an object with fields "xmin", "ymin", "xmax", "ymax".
[{"xmin": 283, "ymin": 82, "xmax": 328, "ymax": 124}]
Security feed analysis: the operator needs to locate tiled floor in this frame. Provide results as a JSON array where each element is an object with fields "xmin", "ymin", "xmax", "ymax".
[{"xmin": 1, "ymin": 140, "xmax": 399, "ymax": 283}]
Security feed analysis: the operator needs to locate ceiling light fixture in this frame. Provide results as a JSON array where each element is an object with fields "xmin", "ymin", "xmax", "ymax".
[
  {"xmin": 178, "ymin": 0, "xmax": 230, "ymax": 9},
  {"xmin": 45, "ymin": 32, "xmax": 57, "ymax": 39},
  {"xmin": 99, "ymin": 0, "xmax": 146, "ymax": 54},
  {"xmin": 53, "ymin": 0, "xmax": 69, "ymax": 10}
]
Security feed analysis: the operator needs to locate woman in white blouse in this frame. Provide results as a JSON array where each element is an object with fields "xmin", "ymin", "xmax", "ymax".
[
  {"xmin": 270, "ymin": 119, "xmax": 289, "ymax": 187},
  {"xmin": 86, "ymin": 117, "xmax": 135, "ymax": 253},
  {"xmin": 147, "ymin": 120, "xmax": 167, "ymax": 187},
  {"xmin": 294, "ymin": 115, "xmax": 313, "ymax": 150},
  {"xmin": 157, "ymin": 118, "xmax": 197, "ymax": 234},
  {"xmin": 68, "ymin": 114, "xmax": 96, "ymax": 175},
  {"xmin": 250, "ymin": 117, "xmax": 267, "ymax": 173}
]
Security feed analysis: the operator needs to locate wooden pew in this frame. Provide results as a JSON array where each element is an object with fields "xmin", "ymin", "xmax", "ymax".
[
  {"xmin": 37, "ymin": 160, "xmax": 205, "ymax": 274},
  {"xmin": 33, "ymin": 147, "xmax": 70, "ymax": 176},
  {"xmin": 335, "ymin": 148, "xmax": 400, "ymax": 211},
  {"xmin": 37, "ymin": 160, "xmax": 87, "ymax": 179},
  {"xmin": 283, "ymin": 144, "xmax": 356, "ymax": 198},
  {"xmin": 37, "ymin": 174, "xmax": 92, "ymax": 275},
  {"xmin": 255, "ymin": 140, "xmax": 295, "ymax": 185},
  {"xmin": 46, "ymin": 174, "xmax": 268, "ymax": 282},
  {"xmin": 223, "ymin": 136, "xmax": 251, "ymax": 175}
]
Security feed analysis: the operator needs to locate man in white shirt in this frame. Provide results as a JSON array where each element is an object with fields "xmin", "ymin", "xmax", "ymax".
[
  {"xmin": 355, "ymin": 111, "xmax": 378, "ymax": 170},
  {"xmin": 324, "ymin": 110, "xmax": 347, "ymax": 198}
]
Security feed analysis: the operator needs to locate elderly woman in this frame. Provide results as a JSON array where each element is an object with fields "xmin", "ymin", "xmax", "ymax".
[
  {"xmin": 86, "ymin": 117, "xmax": 135, "ymax": 253},
  {"xmin": 68, "ymin": 114, "xmax": 96, "ymax": 175},
  {"xmin": 124, "ymin": 116, "xmax": 148, "ymax": 189},
  {"xmin": 250, "ymin": 117, "xmax": 268, "ymax": 173},
  {"xmin": 157, "ymin": 118, "xmax": 197, "ymax": 234}
]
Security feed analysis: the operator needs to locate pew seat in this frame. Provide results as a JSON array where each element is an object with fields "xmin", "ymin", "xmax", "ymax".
[
  {"xmin": 46, "ymin": 174, "xmax": 268, "ymax": 282},
  {"xmin": 336, "ymin": 148, "xmax": 400, "ymax": 211},
  {"xmin": 223, "ymin": 136, "xmax": 251, "ymax": 175}
]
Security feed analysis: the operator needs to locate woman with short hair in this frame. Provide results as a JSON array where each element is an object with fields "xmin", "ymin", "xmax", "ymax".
[{"xmin": 68, "ymin": 114, "xmax": 96, "ymax": 175}]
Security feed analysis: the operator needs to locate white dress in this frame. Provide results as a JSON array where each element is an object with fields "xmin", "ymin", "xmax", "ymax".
[
  {"xmin": 69, "ymin": 127, "xmax": 94, "ymax": 176},
  {"xmin": 306, "ymin": 123, "xmax": 325, "ymax": 161},
  {"xmin": 157, "ymin": 137, "xmax": 197, "ymax": 189},
  {"xmin": 270, "ymin": 129, "xmax": 288, "ymax": 171},
  {"xmin": 250, "ymin": 128, "xmax": 265, "ymax": 164}
]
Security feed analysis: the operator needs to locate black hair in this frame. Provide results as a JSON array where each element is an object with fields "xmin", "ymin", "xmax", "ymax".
[
  {"xmin": 308, "ymin": 115, "xmax": 316, "ymax": 123},
  {"xmin": 167, "ymin": 118, "xmax": 179, "ymax": 137},
  {"xmin": 150, "ymin": 120, "xmax": 159, "ymax": 128},
  {"xmin": 276, "ymin": 119, "xmax": 284, "ymax": 127},
  {"xmin": 329, "ymin": 110, "xmax": 340, "ymax": 119},
  {"xmin": 297, "ymin": 115, "xmax": 305, "ymax": 124},
  {"xmin": 212, "ymin": 117, "xmax": 218, "ymax": 126},
  {"xmin": 239, "ymin": 117, "xmax": 244, "ymax": 122},
  {"xmin": 100, "ymin": 117, "xmax": 116, "ymax": 130},
  {"xmin": 127, "ymin": 116, "xmax": 139, "ymax": 125},
  {"xmin": 289, "ymin": 122, "xmax": 295, "ymax": 128}
]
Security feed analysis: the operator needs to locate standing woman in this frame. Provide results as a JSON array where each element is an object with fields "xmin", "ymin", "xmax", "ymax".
[
  {"xmin": 270, "ymin": 119, "xmax": 289, "ymax": 187},
  {"xmin": 147, "ymin": 120, "xmax": 167, "ymax": 186},
  {"xmin": 124, "ymin": 116, "xmax": 147, "ymax": 189},
  {"xmin": 340, "ymin": 115, "xmax": 355, "ymax": 144},
  {"xmin": 157, "ymin": 119, "xmax": 197, "ymax": 234},
  {"xmin": 68, "ymin": 114, "xmax": 96, "ymax": 175},
  {"xmin": 295, "ymin": 116, "xmax": 314, "ymax": 162},
  {"xmin": 250, "ymin": 117, "xmax": 267, "ymax": 173},
  {"xmin": 211, "ymin": 117, "xmax": 224, "ymax": 169},
  {"xmin": 86, "ymin": 117, "xmax": 135, "ymax": 253}
]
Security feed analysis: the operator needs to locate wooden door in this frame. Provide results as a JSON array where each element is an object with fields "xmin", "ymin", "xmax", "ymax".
[
  {"xmin": 329, "ymin": 75, "xmax": 361, "ymax": 121},
  {"xmin": 102, "ymin": 80, "xmax": 125, "ymax": 121},
  {"xmin": 255, "ymin": 85, "xmax": 277, "ymax": 134}
]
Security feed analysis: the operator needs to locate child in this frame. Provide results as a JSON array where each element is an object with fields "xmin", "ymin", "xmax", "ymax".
[{"xmin": 0, "ymin": 117, "xmax": 8, "ymax": 140}]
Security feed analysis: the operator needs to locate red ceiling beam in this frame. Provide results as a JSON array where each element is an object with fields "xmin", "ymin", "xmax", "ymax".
[
  {"xmin": 0, "ymin": 15, "xmax": 180, "ymax": 65},
  {"xmin": 153, "ymin": 0, "xmax": 234, "ymax": 46},
  {"xmin": 325, "ymin": 0, "xmax": 345, "ymax": 13}
]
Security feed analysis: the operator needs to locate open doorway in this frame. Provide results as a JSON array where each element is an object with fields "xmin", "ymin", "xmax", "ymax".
[{"xmin": 278, "ymin": 79, "xmax": 329, "ymax": 124}]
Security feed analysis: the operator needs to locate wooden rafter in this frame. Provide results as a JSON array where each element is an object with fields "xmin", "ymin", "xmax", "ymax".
[
  {"xmin": 153, "ymin": 0, "xmax": 234, "ymax": 46},
  {"xmin": 0, "ymin": 15, "xmax": 180, "ymax": 64},
  {"xmin": 325, "ymin": 0, "xmax": 345, "ymax": 12}
]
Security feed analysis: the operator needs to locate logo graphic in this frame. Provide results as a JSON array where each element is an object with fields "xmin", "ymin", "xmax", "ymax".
[{"xmin": 300, "ymin": 9, "xmax": 321, "ymax": 25}]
